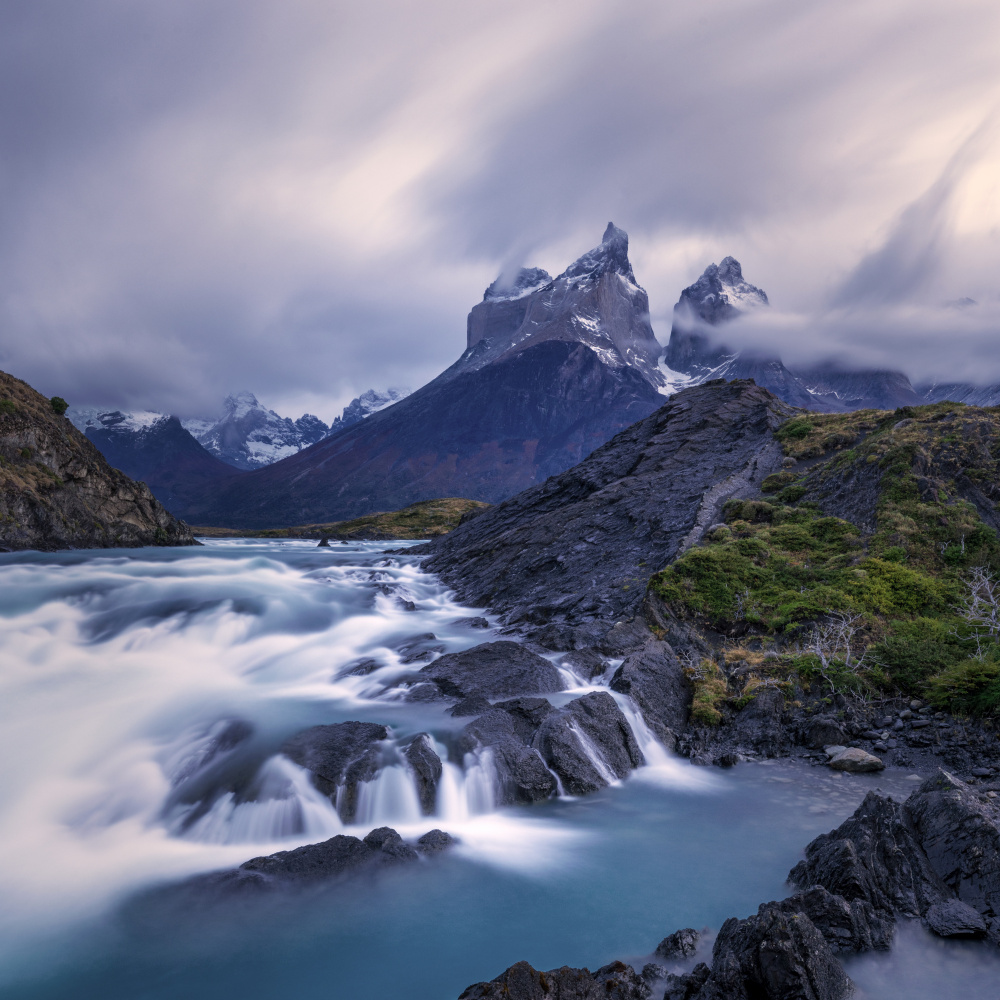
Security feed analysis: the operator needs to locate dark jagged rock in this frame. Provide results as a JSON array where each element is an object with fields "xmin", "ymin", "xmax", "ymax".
[
  {"xmin": 403, "ymin": 733, "xmax": 442, "ymax": 815},
  {"xmin": 610, "ymin": 639, "xmax": 690, "ymax": 740},
  {"xmin": 903, "ymin": 769, "xmax": 1000, "ymax": 940},
  {"xmin": 655, "ymin": 927, "xmax": 699, "ymax": 961},
  {"xmin": 728, "ymin": 687, "xmax": 789, "ymax": 756},
  {"xmin": 451, "ymin": 616, "xmax": 490, "ymax": 629},
  {"xmin": 449, "ymin": 694, "xmax": 494, "ymax": 717},
  {"xmin": 776, "ymin": 886, "xmax": 893, "ymax": 953},
  {"xmin": 281, "ymin": 722, "xmax": 388, "ymax": 822},
  {"xmin": 788, "ymin": 791, "xmax": 946, "ymax": 922},
  {"xmin": 458, "ymin": 959, "xmax": 650, "ymax": 1000},
  {"xmin": 0, "ymin": 369, "xmax": 197, "ymax": 549},
  {"xmin": 459, "ymin": 709, "xmax": 557, "ymax": 804},
  {"xmin": 416, "ymin": 829, "xmax": 458, "ymax": 854},
  {"xmin": 686, "ymin": 902, "xmax": 851, "ymax": 1000},
  {"xmin": 396, "ymin": 633, "xmax": 446, "ymax": 664},
  {"xmin": 925, "ymin": 898, "xmax": 988, "ymax": 938},
  {"xmin": 419, "ymin": 641, "xmax": 563, "ymax": 699},
  {"xmin": 532, "ymin": 692, "xmax": 644, "ymax": 795},
  {"xmin": 425, "ymin": 381, "xmax": 792, "ymax": 649}
]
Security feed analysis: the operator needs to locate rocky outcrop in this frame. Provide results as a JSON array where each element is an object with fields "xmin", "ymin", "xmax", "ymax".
[
  {"xmin": 424, "ymin": 380, "xmax": 793, "ymax": 649},
  {"xmin": 418, "ymin": 641, "xmax": 563, "ymax": 699},
  {"xmin": 531, "ymin": 692, "xmax": 644, "ymax": 795},
  {"xmin": 459, "ymin": 959, "xmax": 650, "ymax": 1000},
  {"xmin": 0, "ymin": 369, "xmax": 195, "ymax": 549},
  {"xmin": 458, "ymin": 691, "xmax": 644, "ymax": 803},
  {"xmin": 281, "ymin": 722, "xmax": 388, "ymax": 822}
]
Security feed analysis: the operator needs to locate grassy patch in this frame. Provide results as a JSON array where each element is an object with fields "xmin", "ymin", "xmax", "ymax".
[{"xmin": 192, "ymin": 498, "xmax": 490, "ymax": 540}]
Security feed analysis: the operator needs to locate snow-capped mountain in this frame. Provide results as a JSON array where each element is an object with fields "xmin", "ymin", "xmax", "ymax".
[
  {"xmin": 184, "ymin": 224, "xmax": 668, "ymax": 528},
  {"xmin": 452, "ymin": 223, "xmax": 667, "ymax": 391},
  {"xmin": 662, "ymin": 258, "xmax": 923, "ymax": 411},
  {"xmin": 917, "ymin": 381, "xmax": 1000, "ymax": 407},
  {"xmin": 329, "ymin": 387, "xmax": 412, "ymax": 433},
  {"xmin": 182, "ymin": 392, "xmax": 330, "ymax": 470}
]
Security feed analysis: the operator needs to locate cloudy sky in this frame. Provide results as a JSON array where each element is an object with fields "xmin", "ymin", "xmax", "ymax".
[{"xmin": 2, "ymin": 0, "xmax": 999, "ymax": 422}]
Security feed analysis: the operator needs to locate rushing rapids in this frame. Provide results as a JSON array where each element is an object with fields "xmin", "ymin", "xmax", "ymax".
[{"xmin": 1, "ymin": 539, "xmax": 999, "ymax": 1000}]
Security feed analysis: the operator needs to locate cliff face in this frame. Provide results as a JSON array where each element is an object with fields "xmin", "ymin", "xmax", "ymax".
[{"xmin": 0, "ymin": 371, "xmax": 195, "ymax": 550}]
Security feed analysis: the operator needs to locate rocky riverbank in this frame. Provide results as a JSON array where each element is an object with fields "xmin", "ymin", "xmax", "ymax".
[{"xmin": 458, "ymin": 769, "xmax": 1000, "ymax": 999}]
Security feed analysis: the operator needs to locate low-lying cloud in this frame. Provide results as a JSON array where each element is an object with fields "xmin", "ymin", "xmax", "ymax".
[{"xmin": 1, "ymin": 0, "xmax": 999, "ymax": 420}]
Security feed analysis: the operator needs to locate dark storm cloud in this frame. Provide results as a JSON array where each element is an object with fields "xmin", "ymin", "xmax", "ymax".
[{"xmin": 1, "ymin": 0, "xmax": 999, "ymax": 419}]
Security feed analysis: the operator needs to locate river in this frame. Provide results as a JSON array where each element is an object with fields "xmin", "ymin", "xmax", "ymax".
[{"xmin": 0, "ymin": 539, "xmax": 997, "ymax": 999}]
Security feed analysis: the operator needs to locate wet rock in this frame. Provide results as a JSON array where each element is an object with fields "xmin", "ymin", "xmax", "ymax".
[
  {"xmin": 494, "ymin": 696, "xmax": 556, "ymax": 744},
  {"xmin": 281, "ymin": 721, "xmax": 388, "ymax": 821},
  {"xmin": 826, "ymin": 747, "xmax": 884, "ymax": 773},
  {"xmin": 458, "ymin": 959, "xmax": 650, "ymax": 1000},
  {"xmin": 343, "ymin": 657, "xmax": 383, "ymax": 676},
  {"xmin": 450, "ymin": 616, "xmax": 490, "ymax": 629},
  {"xmin": 675, "ymin": 902, "xmax": 851, "ymax": 1000},
  {"xmin": 416, "ymin": 829, "xmax": 458, "ymax": 853},
  {"xmin": 317, "ymin": 537, "xmax": 330, "ymax": 547},
  {"xmin": 903, "ymin": 769, "xmax": 1000, "ymax": 940},
  {"xmin": 403, "ymin": 733, "xmax": 442, "ymax": 814},
  {"xmin": 449, "ymin": 694, "xmax": 494, "ymax": 717},
  {"xmin": 170, "ymin": 718, "xmax": 254, "ymax": 785},
  {"xmin": 396, "ymin": 633, "xmax": 446, "ymax": 664},
  {"xmin": 532, "ymin": 691, "xmax": 644, "ymax": 796},
  {"xmin": 925, "ymin": 898, "xmax": 988, "ymax": 938},
  {"xmin": 777, "ymin": 886, "xmax": 893, "ymax": 952},
  {"xmin": 559, "ymin": 648, "xmax": 608, "ymax": 680},
  {"xmin": 238, "ymin": 826, "xmax": 418, "ymax": 885},
  {"xmin": 728, "ymin": 686, "xmax": 788, "ymax": 756},
  {"xmin": 460, "ymin": 710, "xmax": 557, "ymax": 804},
  {"xmin": 789, "ymin": 792, "xmax": 946, "ymax": 924},
  {"xmin": 403, "ymin": 682, "xmax": 443, "ymax": 703},
  {"xmin": 609, "ymin": 639, "xmax": 690, "ymax": 738},
  {"xmin": 662, "ymin": 963, "xmax": 710, "ymax": 1000},
  {"xmin": 419, "ymin": 641, "xmax": 562, "ymax": 699},
  {"xmin": 805, "ymin": 718, "xmax": 846, "ymax": 750},
  {"xmin": 655, "ymin": 927, "xmax": 699, "ymax": 961}
]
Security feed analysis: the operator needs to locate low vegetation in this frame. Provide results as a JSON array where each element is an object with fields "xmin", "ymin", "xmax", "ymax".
[
  {"xmin": 192, "ymin": 497, "xmax": 490, "ymax": 540},
  {"xmin": 651, "ymin": 401, "xmax": 1000, "ymax": 718}
]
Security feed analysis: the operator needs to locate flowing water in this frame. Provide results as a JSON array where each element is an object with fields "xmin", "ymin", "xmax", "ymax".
[{"xmin": 0, "ymin": 539, "xmax": 997, "ymax": 999}]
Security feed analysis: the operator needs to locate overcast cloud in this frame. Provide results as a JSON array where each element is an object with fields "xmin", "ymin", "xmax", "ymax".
[{"xmin": 1, "ymin": 0, "xmax": 999, "ymax": 421}]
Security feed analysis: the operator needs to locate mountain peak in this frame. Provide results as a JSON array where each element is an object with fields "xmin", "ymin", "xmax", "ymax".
[
  {"xmin": 559, "ymin": 222, "xmax": 636, "ymax": 284},
  {"xmin": 484, "ymin": 267, "xmax": 552, "ymax": 301},
  {"xmin": 678, "ymin": 257, "xmax": 769, "ymax": 326}
]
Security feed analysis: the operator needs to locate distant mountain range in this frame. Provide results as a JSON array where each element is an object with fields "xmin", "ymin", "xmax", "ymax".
[{"xmin": 70, "ymin": 225, "xmax": 1000, "ymax": 527}]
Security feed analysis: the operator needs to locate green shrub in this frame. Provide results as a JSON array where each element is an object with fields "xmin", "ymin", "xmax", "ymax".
[
  {"xmin": 925, "ymin": 658, "xmax": 1000, "ymax": 713},
  {"xmin": 0, "ymin": 399, "xmax": 16, "ymax": 415},
  {"xmin": 776, "ymin": 418, "xmax": 814, "ymax": 441},
  {"xmin": 686, "ymin": 659, "xmax": 728, "ymax": 726},
  {"xmin": 50, "ymin": 396, "xmax": 68, "ymax": 415}
]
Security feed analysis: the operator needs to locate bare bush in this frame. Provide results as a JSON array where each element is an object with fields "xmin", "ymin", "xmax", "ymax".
[{"xmin": 952, "ymin": 566, "xmax": 1000, "ymax": 659}]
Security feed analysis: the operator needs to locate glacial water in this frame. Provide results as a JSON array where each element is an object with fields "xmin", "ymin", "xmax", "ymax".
[{"xmin": 0, "ymin": 539, "xmax": 998, "ymax": 1000}]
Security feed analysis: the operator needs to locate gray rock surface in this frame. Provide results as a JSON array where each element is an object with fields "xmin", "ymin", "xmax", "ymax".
[
  {"xmin": 654, "ymin": 927, "xmax": 699, "ymax": 961},
  {"xmin": 610, "ymin": 639, "xmax": 691, "ymax": 738},
  {"xmin": 458, "ymin": 959, "xmax": 650, "ymax": 1000},
  {"xmin": 826, "ymin": 747, "xmax": 884, "ymax": 773},
  {"xmin": 903, "ymin": 769, "xmax": 1000, "ymax": 940},
  {"xmin": 804, "ymin": 718, "xmax": 846, "ymax": 749},
  {"xmin": 424, "ymin": 380, "xmax": 793, "ymax": 648},
  {"xmin": 925, "ymin": 898, "xmax": 988, "ymax": 938},
  {"xmin": 403, "ymin": 733, "xmax": 442, "ymax": 815},
  {"xmin": 532, "ymin": 692, "xmax": 644, "ymax": 795},
  {"xmin": 281, "ymin": 722, "xmax": 388, "ymax": 821},
  {"xmin": 419, "ymin": 641, "xmax": 563, "ymax": 698}
]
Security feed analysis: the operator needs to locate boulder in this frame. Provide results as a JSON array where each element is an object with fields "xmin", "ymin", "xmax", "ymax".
[
  {"xmin": 728, "ymin": 687, "xmax": 787, "ymax": 756},
  {"xmin": 826, "ymin": 747, "xmax": 884, "ymax": 773},
  {"xmin": 395, "ymin": 633, "xmax": 446, "ymax": 664},
  {"xmin": 925, "ymin": 898, "xmax": 988, "ymax": 939},
  {"xmin": 449, "ymin": 694, "xmax": 494, "ymax": 717},
  {"xmin": 459, "ymin": 959, "xmax": 650, "ymax": 1000},
  {"xmin": 493, "ymin": 696, "xmax": 556, "ymax": 743},
  {"xmin": 668, "ymin": 902, "xmax": 851, "ymax": 1000},
  {"xmin": 904, "ymin": 769, "xmax": 1000, "ymax": 940},
  {"xmin": 403, "ymin": 733, "xmax": 443, "ymax": 815},
  {"xmin": 281, "ymin": 721, "xmax": 388, "ymax": 821},
  {"xmin": 532, "ymin": 692, "xmax": 645, "ymax": 796},
  {"xmin": 416, "ymin": 829, "xmax": 458, "ymax": 853},
  {"xmin": 609, "ymin": 639, "xmax": 691, "ymax": 737},
  {"xmin": 238, "ymin": 826, "xmax": 417, "ymax": 885},
  {"xmin": 460, "ymin": 710, "xmax": 557, "ymax": 804},
  {"xmin": 804, "ymin": 718, "xmax": 846, "ymax": 750},
  {"xmin": 654, "ymin": 927, "xmax": 699, "ymax": 961},
  {"xmin": 776, "ymin": 886, "xmax": 893, "ymax": 952},
  {"xmin": 419, "ymin": 641, "xmax": 563, "ymax": 699}
]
